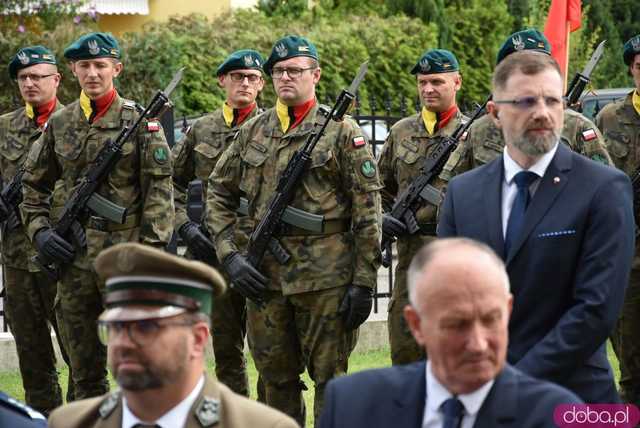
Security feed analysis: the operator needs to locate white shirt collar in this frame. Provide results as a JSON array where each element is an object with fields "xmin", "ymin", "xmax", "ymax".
[
  {"xmin": 122, "ymin": 375, "xmax": 205, "ymax": 428},
  {"xmin": 503, "ymin": 141, "xmax": 559, "ymax": 184},
  {"xmin": 425, "ymin": 360, "xmax": 494, "ymax": 418}
]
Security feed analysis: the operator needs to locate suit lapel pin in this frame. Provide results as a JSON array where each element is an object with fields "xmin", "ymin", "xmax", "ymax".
[{"xmin": 553, "ymin": 177, "xmax": 560, "ymax": 184}]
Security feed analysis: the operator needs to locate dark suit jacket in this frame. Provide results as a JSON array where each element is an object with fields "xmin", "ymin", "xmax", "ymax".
[
  {"xmin": 319, "ymin": 362, "xmax": 582, "ymax": 428},
  {"xmin": 438, "ymin": 143, "xmax": 635, "ymax": 403}
]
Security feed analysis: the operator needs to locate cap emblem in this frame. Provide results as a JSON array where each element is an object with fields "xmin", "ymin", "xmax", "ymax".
[
  {"xmin": 632, "ymin": 36, "xmax": 640, "ymax": 52},
  {"xmin": 243, "ymin": 55, "xmax": 253, "ymax": 67},
  {"xmin": 419, "ymin": 58, "xmax": 431, "ymax": 72},
  {"xmin": 17, "ymin": 51, "xmax": 29, "ymax": 65},
  {"xmin": 88, "ymin": 40, "xmax": 100, "ymax": 56},
  {"xmin": 275, "ymin": 43, "xmax": 288, "ymax": 58},
  {"xmin": 512, "ymin": 35, "xmax": 525, "ymax": 51}
]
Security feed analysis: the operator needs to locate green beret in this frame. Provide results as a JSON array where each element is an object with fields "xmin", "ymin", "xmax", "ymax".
[
  {"xmin": 216, "ymin": 49, "xmax": 264, "ymax": 76},
  {"xmin": 623, "ymin": 35, "xmax": 640, "ymax": 66},
  {"xmin": 95, "ymin": 243, "xmax": 226, "ymax": 322},
  {"xmin": 8, "ymin": 45, "xmax": 57, "ymax": 79},
  {"xmin": 263, "ymin": 35, "xmax": 319, "ymax": 76},
  {"xmin": 64, "ymin": 32, "xmax": 121, "ymax": 61},
  {"xmin": 496, "ymin": 29, "xmax": 551, "ymax": 65},
  {"xmin": 411, "ymin": 49, "xmax": 459, "ymax": 75}
]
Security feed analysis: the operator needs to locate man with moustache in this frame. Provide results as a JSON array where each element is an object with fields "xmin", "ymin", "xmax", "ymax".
[
  {"xmin": 172, "ymin": 49, "xmax": 265, "ymax": 397},
  {"xmin": 378, "ymin": 49, "xmax": 467, "ymax": 365},
  {"xmin": 319, "ymin": 239, "xmax": 581, "ymax": 428},
  {"xmin": 438, "ymin": 50, "xmax": 635, "ymax": 403},
  {"xmin": 208, "ymin": 35, "xmax": 381, "ymax": 424},
  {"xmin": 20, "ymin": 32, "xmax": 174, "ymax": 400},
  {"xmin": 596, "ymin": 34, "xmax": 640, "ymax": 406},
  {"xmin": 47, "ymin": 243, "xmax": 299, "ymax": 428},
  {"xmin": 0, "ymin": 46, "xmax": 72, "ymax": 414}
]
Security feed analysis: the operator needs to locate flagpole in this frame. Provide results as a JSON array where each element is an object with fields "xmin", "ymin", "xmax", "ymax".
[{"xmin": 565, "ymin": 21, "xmax": 571, "ymax": 92}]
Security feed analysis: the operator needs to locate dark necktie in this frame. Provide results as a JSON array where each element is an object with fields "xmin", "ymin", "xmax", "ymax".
[
  {"xmin": 132, "ymin": 424, "xmax": 161, "ymax": 428},
  {"xmin": 504, "ymin": 170, "xmax": 538, "ymax": 256},
  {"xmin": 441, "ymin": 396, "xmax": 465, "ymax": 428}
]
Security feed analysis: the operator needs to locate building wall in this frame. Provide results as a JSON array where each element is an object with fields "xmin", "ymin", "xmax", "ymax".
[{"xmin": 98, "ymin": 0, "xmax": 233, "ymax": 34}]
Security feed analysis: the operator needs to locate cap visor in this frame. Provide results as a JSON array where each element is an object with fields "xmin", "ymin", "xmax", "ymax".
[{"xmin": 99, "ymin": 305, "xmax": 187, "ymax": 322}]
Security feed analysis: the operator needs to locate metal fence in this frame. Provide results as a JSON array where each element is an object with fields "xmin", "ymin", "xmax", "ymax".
[{"xmin": 0, "ymin": 93, "xmax": 414, "ymax": 331}]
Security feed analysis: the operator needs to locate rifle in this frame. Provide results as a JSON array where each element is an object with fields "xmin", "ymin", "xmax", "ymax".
[
  {"xmin": 631, "ymin": 169, "xmax": 640, "ymax": 230},
  {"xmin": 0, "ymin": 167, "xmax": 25, "ymax": 231},
  {"xmin": 381, "ymin": 99, "xmax": 487, "ymax": 267},
  {"xmin": 565, "ymin": 40, "xmax": 606, "ymax": 109},
  {"xmin": 33, "ymin": 68, "xmax": 184, "ymax": 280},
  {"xmin": 243, "ymin": 61, "xmax": 368, "ymax": 278}
]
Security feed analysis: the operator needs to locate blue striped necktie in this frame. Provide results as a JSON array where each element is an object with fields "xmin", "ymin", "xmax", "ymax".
[{"xmin": 505, "ymin": 170, "xmax": 538, "ymax": 256}]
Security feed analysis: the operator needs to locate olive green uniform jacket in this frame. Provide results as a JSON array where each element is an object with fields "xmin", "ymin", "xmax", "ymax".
[
  {"xmin": 47, "ymin": 374, "xmax": 299, "ymax": 428},
  {"xmin": 20, "ymin": 94, "xmax": 174, "ymax": 270},
  {"xmin": 208, "ymin": 103, "xmax": 382, "ymax": 294}
]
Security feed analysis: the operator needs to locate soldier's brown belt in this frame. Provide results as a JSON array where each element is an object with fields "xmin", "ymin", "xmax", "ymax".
[
  {"xmin": 88, "ymin": 213, "xmax": 141, "ymax": 232},
  {"xmin": 279, "ymin": 218, "xmax": 351, "ymax": 236}
]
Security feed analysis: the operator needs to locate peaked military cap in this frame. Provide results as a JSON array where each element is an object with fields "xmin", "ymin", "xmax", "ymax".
[
  {"xmin": 411, "ymin": 49, "xmax": 459, "ymax": 75},
  {"xmin": 263, "ymin": 35, "xmax": 319, "ymax": 76},
  {"xmin": 216, "ymin": 49, "xmax": 264, "ymax": 76},
  {"xmin": 496, "ymin": 29, "xmax": 551, "ymax": 65},
  {"xmin": 95, "ymin": 243, "xmax": 226, "ymax": 322},
  {"xmin": 64, "ymin": 32, "xmax": 121, "ymax": 61},
  {"xmin": 623, "ymin": 35, "xmax": 640, "ymax": 66},
  {"xmin": 8, "ymin": 45, "xmax": 57, "ymax": 79}
]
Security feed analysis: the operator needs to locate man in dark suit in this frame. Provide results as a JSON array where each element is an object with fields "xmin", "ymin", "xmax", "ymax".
[
  {"xmin": 320, "ymin": 238, "xmax": 581, "ymax": 428},
  {"xmin": 438, "ymin": 50, "xmax": 635, "ymax": 403}
]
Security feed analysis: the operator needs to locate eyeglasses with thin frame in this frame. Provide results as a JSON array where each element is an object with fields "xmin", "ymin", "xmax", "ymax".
[
  {"xmin": 493, "ymin": 95, "xmax": 567, "ymax": 110},
  {"xmin": 16, "ymin": 73, "xmax": 57, "ymax": 84},
  {"xmin": 228, "ymin": 72, "xmax": 262, "ymax": 83},
  {"xmin": 97, "ymin": 318, "xmax": 194, "ymax": 347},
  {"xmin": 271, "ymin": 66, "xmax": 316, "ymax": 80}
]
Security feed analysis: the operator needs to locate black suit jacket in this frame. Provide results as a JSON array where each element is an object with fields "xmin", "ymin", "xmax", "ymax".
[
  {"xmin": 319, "ymin": 362, "xmax": 582, "ymax": 428},
  {"xmin": 438, "ymin": 143, "xmax": 635, "ymax": 403}
]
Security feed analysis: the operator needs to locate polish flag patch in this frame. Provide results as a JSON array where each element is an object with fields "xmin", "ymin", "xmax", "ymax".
[
  {"xmin": 147, "ymin": 121, "xmax": 161, "ymax": 132},
  {"xmin": 352, "ymin": 136, "xmax": 366, "ymax": 148},
  {"xmin": 582, "ymin": 129, "xmax": 597, "ymax": 141}
]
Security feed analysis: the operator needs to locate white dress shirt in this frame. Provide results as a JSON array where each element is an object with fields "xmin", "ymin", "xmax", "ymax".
[
  {"xmin": 122, "ymin": 375, "xmax": 205, "ymax": 428},
  {"xmin": 501, "ymin": 142, "xmax": 559, "ymax": 238},
  {"xmin": 421, "ymin": 361, "xmax": 494, "ymax": 428}
]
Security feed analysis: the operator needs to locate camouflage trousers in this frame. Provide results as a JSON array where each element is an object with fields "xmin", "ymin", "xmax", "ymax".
[
  {"xmin": 611, "ymin": 267, "xmax": 640, "ymax": 406},
  {"xmin": 247, "ymin": 286, "xmax": 356, "ymax": 427},
  {"xmin": 387, "ymin": 263, "xmax": 426, "ymax": 366},
  {"xmin": 55, "ymin": 265, "xmax": 109, "ymax": 400},
  {"xmin": 3, "ymin": 267, "xmax": 73, "ymax": 414}
]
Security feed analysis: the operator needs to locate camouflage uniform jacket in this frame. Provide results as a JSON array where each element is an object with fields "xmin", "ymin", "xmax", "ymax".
[
  {"xmin": 172, "ymin": 106, "xmax": 261, "ymax": 231},
  {"xmin": 0, "ymin": 102, "xmax": 63, "ymax": 270},
  {"xmin": 378, "ymin": 110, "xmax": 467, "ymax": 269},
  {"xmin": 208, "ymin": 103, "xmax": 382, "ymax": 295},
  {"xmin": 20, "ymin": 94, "xmax": 174, "ymax": 271},
  {"xmin": 595, "ymin": 90, "xmax": 640, "ymax": 265},
  {"xmin": 445, "ymin": 108, "xmax": 613, "ymax": 176}
]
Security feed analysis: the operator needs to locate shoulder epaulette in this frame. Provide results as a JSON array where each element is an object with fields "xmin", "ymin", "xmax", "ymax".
[
  {"xmin": 195, "ymin": 396, "xmax": 220, "ymax": 427},
  {"xmin": 98, "ymin": 390, "xmax": 121, "ymax": 419}
]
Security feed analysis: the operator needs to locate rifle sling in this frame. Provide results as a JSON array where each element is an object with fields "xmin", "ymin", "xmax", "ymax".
[{"xmin": 87, "ymin": 213, "xmax": 141, "ymax": 232}]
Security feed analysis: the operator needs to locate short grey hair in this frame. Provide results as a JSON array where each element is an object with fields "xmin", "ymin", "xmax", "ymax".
[{"xmin": 407, "ymin": 238, "xmax": 509, "ymax": 306}]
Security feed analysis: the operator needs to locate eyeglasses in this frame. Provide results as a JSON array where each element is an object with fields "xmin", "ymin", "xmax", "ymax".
[
  {"xmin": 228, "ymin": 72, "xmax": 262, "ymax": 83},
  {"xmin": 16, "ymin": 73, "xmax": 57, "ymax": 84},
  {"xmin": 493, "ymin": 96, "xmax": 566, "ymax": 110},
  {"xmin": 97, "ymin": 319, "xmax": 194, "ymax": 347},
  {"xmin": 271, "ymin": 66, "xmax": 316, "ymax": 80}
]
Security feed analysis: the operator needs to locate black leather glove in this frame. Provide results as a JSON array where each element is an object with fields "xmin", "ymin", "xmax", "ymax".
[
  {"xmin": 382, "ymin": 213, "xmax": 408, "ymax": 238},
  {"xmin": 179, "ymin": 221, "xmax": 216, "ymax": 261},
  {"xmin": 339, "ymin": 285, "xmax": 373, "ymax": 331},
  {"xmin": 223, "ymin": 252, "xmax": 268, "ymax": 303},
  {"xmin": 34, "ymin": 227, "xmax": 75, "ymax": 264},
  {"xmin": 0, "ymin": 197, "xmax": 9, "ymax": 223}
]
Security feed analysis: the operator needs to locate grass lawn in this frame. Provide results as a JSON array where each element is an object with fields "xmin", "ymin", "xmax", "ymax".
[{"xmin": 0, "ymin": 343, "xmax": 619, "ymax": 427}]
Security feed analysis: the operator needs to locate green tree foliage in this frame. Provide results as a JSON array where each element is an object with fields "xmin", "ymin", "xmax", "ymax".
[
  {"xmin": 386, "ymin": 0, "xmax": 450, "ymax": 47},
  {"xmin": 446, "ymin": 0, "xmax": 513, "ymax": 106},
  {"xmin": 507, "ymin": 0, "xmax": 530, "ymax": 32}
]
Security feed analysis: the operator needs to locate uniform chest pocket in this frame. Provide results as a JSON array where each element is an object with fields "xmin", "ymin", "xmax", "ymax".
[
  {"xmin": 605, "ymin": 131, "xmax": 630, "ymax": 159},
  {"xmin": 194, "ymin": 141, "xmax": 223, "ymax": 180},
  {"xmin": 54, "ymin": 127, "xmax": 85, "ymax": 162},
  {"xmin": 473, "ymin": 140, "xmax": 503, "ymax": 166},
  {"xmin": 0, "ymin": 136, "xmax": 25, "ymax": 162},
  {"xmin": 399, "ymin": 140, "xmax": 421, "ymax": 165},
  {"xmin": 239, "ymin": 142, "xmax": 269, "ymax": 199},
  {"xmin": 303, "ymin": 150, "xmax": 336, "ymax": 200}
]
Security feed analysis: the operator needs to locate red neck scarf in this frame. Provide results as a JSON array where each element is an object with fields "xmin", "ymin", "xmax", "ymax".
[
  {"xmin": 288, "ymin": 98, "xmax": 317, "ymax": 131},
  {"xmin": 34, "ymin": 98, "xmax": 58, "ymax": 128},
  {"xmin": 437, "ymin": 105, "xmax": 458, "ymax": 130},
  {"xmin": 90, "ymin": 88, "xmax": 117, "ymax": 124},
  {"xmin": 234, "ymin": 103, "xmax": 256, "ymax": 127}
]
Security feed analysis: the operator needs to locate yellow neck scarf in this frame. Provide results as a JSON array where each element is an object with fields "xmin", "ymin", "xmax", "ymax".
[
  {"xmin": 25, "ymin": 103, "xmax": 35, "ymax": 120},
  {"xmin": 276, "ymin": 98, "xmax": 291, "ymax": 133},
  {"xmin": 222, "ymin": 102, "xmax": 235, "ymax": 128},
  {"xmin": 633, "ymin": 90, "xmax": 640, "ymax": 116},
  {"xmin": 79, "ymin": 90, "xmax": 93, "ymax": 121},
  {"xmin": 421, "ymin": 106, "xmax": 437, "ymax": 135}
]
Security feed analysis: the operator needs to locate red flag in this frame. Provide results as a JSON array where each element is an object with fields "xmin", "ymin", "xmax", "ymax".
[{"xmin": 544, "ymin": 0, "xmax": 581, "ymax": 82}]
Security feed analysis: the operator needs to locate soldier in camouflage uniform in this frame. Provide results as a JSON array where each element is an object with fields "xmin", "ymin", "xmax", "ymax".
[
  {"xmin": 172, "ymin": 49, "xmax": 265, "ymax": 397},
  {"xmin": 20, "ymin": 32, "xmax": 174, "ymax": 400},
  {"xmin": 378, "ymin": 49, "xmax": 467, "ymax": 366},
  {"xmin": 207, "ymin": 35, "xmax": 381, "ymax": 425},
  {"xmin": 0, "ymin": 46, "xmax": 72, "ymax": 415},
  {"xmin": 445, "ymin": 29, "xmax": 612, "ymax": 176},
  {"xmin": 595, "ymin": 34, "xmax": 640, "ymax": 406}
]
